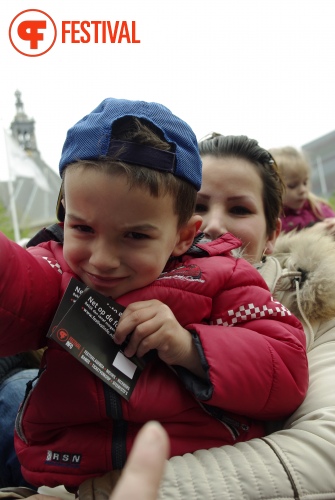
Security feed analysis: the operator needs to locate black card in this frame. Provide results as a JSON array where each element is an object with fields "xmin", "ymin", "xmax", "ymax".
[{"xmin": 47, "ymin": 278, "xmax": 145, "ymax": 400}]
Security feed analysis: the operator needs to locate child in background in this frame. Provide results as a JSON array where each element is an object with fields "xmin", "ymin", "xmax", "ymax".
[
  {"xmin": 0, "ymin": 99, "xmax": 308, "ymax": 490},
  {"xmin": 269, "ymin": 146, "xmax": 335, "ymax": 233}
]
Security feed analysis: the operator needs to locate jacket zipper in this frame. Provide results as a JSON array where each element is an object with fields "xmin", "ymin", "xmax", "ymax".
[
  {"xmin": 103, "ymin": 384, "xmax": 127, "ymax": 470},
  {"xmin": 199, "ymin": 401, "xmax": 249, "ymax": 440}
]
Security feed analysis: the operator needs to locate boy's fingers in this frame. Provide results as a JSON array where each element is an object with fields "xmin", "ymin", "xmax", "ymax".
[
  {"xmin": 115, "ymin": 303, "xmax": 158, "ymax": 344},
  {"xmin": 110, "ymin": 421, "xmax": 169, "ymax": 500}
]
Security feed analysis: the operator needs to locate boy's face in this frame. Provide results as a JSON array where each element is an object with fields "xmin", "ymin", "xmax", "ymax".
[{"xmin": 62, "ymin": 167, "xmax": 200, "ymax": 299}]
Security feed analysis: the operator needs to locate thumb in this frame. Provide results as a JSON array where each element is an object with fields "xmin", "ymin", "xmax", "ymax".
[{"xmin": 110, "ymin": 421, "xmax": 169, "ymax": 500}]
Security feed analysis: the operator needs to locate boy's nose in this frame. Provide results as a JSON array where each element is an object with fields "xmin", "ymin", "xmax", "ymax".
[
  {"xmin": 201, "ymin": 210, "xmax": 228, "ymax": 240},
  {"xmin": 89, "ymin": 242, "xmax": 120, "ymax": 271}
]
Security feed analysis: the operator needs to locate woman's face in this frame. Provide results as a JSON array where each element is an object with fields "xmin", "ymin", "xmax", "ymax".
[{"xmin": 196, "ymin": 155, "xmax": 280, "ymax": 263}]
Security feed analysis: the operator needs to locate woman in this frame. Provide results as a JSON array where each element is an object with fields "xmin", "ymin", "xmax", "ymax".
[{"xmin": 156, "ymin": 134, "xmax": 335, "ymax": 499}]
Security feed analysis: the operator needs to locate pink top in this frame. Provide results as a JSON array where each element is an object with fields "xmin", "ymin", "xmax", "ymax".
[{"xmin": 281, "ymin": 200, "xmax": 335, "ymax": 233}]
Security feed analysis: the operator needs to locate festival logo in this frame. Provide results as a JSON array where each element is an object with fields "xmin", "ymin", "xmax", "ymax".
[
  {"xmin": 9, "ymin": 9, "xmax": 140, "ymax": 57},
  {"xmin": 9, "ymin": 9, "xmax": 57, "ymax": 57}
]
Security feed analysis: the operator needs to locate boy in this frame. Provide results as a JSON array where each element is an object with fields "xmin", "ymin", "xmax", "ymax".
[{"xmin": 0, "ymin": 98, "xmax": 308, "ymax": 489}]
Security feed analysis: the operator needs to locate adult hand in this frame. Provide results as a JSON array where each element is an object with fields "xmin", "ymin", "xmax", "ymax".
[
  {"xmin": 307, "ymin": 217, "xmax": 335, "ymax": 237},
  {"xmin": 110, "ymin": 421, "xmax": 169, "ymax": 500},
  {"xmin": 321, "ymin": 217, "xmax": 335, "ymax": 236}
]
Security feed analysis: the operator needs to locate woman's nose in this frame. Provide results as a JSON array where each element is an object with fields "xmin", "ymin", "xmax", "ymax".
[{"xmin": 201, "ymin": 211, "xmax": 228, "ymax": 241}]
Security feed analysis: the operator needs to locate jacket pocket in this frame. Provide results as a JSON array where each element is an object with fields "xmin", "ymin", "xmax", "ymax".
[{"xmin": 200, "ymin": 402, "xmax": 250, "ymax": 440}]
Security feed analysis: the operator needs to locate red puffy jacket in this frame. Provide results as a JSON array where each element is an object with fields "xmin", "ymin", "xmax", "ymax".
[{"xmin": 0, "ymin": 231, "xmax": 308, "ymax": 489}]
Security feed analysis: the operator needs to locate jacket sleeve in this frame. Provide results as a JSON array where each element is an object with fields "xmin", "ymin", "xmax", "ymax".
[
  {"xmin": 0, "ymin": 232, "xmax": 62, "ymax": 354},
  {"xmin": 158, "ymin": 319, "xmax": 335, "ymax": 500},
  {"xmin": 181, "ymin": 257, "xmax": 308, "ymax": 420}
]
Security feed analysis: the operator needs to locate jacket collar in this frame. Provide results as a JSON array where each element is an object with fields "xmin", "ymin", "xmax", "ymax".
[{"xmin": 188, "ymin": 232, "xmax": 242, "ymax": 257}]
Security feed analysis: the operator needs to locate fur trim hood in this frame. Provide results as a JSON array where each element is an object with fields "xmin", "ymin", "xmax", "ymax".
[{"xmin": 270, "ymin": 227, "xmax": 335, "ymax": 323}]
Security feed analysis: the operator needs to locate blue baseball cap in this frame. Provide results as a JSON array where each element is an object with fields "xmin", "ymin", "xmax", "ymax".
[{"xmin": 59, "ymin": 98, "xmax": 202, "ymax": 190}]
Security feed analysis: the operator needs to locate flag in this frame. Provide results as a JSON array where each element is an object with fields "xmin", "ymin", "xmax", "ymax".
[{"xmin": 0, "ymin": 128, "xmax": 50, "ymax": 192}]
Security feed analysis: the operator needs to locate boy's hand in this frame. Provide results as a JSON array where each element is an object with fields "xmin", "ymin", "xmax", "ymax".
[{"xmin": 114, "ymin": 300, "xmax": 205, "ymax": 377}]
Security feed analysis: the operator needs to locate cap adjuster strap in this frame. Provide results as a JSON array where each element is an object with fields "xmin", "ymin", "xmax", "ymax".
[{"xmin": 108, "ymin": 140, "xmax": 176, "ymax": 173}]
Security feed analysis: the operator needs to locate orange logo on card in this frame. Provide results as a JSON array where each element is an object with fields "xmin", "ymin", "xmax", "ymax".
[
  {"xmin": 57, "ymin": 329, "xmax": 69, "ymax": 342},
  {"xmin": 9, "ymin": 9, "xmax": 57, "ymax": 57}
]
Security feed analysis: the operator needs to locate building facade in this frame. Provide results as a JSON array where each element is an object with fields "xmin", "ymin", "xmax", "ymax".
[
  {"xmin": 0, "ymin": 91, "xmax": 61, "ymax": 240},
  {"xmin": 302, "ymin": 129, "xmax": 335, "ymax": 199}
]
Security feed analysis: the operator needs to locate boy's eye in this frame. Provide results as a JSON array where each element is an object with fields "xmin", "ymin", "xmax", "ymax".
[
  {"xmin": 230, "ymin": 206, "xmax": 252, "ymax": 215},
  {"xmin": 73, "ymin": 225, "xmax": 93, "ymax": 233},
  {"xmin": 195, "ymin": 203, "xmax": 208, "ymax": 213},
  {"xmin": 126, "ymin": 232, "xmax": 149, "ymax": 240}
]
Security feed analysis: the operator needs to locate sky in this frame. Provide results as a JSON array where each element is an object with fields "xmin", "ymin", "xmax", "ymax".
[{"xmin": 1, "ymin": 0, "xmax": 334, "ymax": 174}]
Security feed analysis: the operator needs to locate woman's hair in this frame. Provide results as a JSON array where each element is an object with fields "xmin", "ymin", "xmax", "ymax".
[
  {"xmin": 62, "ymin": 117, "xmax": 197, "ymax": 228},
  {"xmin": 269, "ymin": 146, "xmax": 332, "ymax": 220},
  {"xmin": 198, "ymin": 133, "xmax": 285, "ymax": 235}
]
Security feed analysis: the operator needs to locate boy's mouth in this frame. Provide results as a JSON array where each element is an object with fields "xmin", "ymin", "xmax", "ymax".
[{"xmin": 85, "ymin": 272, "xmax": 126, "ymax": 288}]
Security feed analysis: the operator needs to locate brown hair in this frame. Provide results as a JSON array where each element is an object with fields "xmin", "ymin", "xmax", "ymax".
[{"xmin": 199, "ymin": 134, "xmax": 285, "ymax": 235}]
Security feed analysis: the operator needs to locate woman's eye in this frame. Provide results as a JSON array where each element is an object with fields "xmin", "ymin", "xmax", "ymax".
[
  {"xmin": 230, "ymin": 206, "xmax": 252, "ymax": 215},
  {"xmin": 195, "ymin": 203, "xmax": 208, "ymax": 213}
]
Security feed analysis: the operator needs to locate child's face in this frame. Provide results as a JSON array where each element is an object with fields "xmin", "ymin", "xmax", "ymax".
[
  {"xmin": 196, "ymin": 156, "xmax": 279, "ymax": 263},
  {"xmin": 62, "ymin": 167, "xmax": 199, "ymax": 299},
  {"xmin": 282, "ymin": 169, "xmax": 309, "ymax": 210}
]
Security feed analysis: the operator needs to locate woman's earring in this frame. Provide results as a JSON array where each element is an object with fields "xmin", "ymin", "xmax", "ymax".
[{"xmin": 261, "ymin": 248, "xmax": 267, "ymax": 263}]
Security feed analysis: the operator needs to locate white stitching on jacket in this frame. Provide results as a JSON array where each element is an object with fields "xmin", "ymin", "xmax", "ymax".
[
  {"xmin": 211, "ymin": 300, "xmax": 292, "ymax": 327},
  {"xmin": 42, "ymin": 256, "xmax": 63, "ymax": 274}
]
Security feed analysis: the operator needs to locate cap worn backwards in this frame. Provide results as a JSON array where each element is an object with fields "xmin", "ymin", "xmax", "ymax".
[{"xmin": 59, "ymin": 97, "xmax": 202, "ymax": 190}]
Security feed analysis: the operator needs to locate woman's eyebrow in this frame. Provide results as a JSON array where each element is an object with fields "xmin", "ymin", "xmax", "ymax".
[
  {"xmin": 226, "ymin": 195, "xmax": 254, "ymax": 202},
  {"xmin": 196, "ymin": 193, "xmax": 210, "ymax": 200}
]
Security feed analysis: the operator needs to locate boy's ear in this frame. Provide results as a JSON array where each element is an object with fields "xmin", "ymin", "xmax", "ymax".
[{"xmin": 172, "ymin": 215, "xmax": 203, "ymax": 256}]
